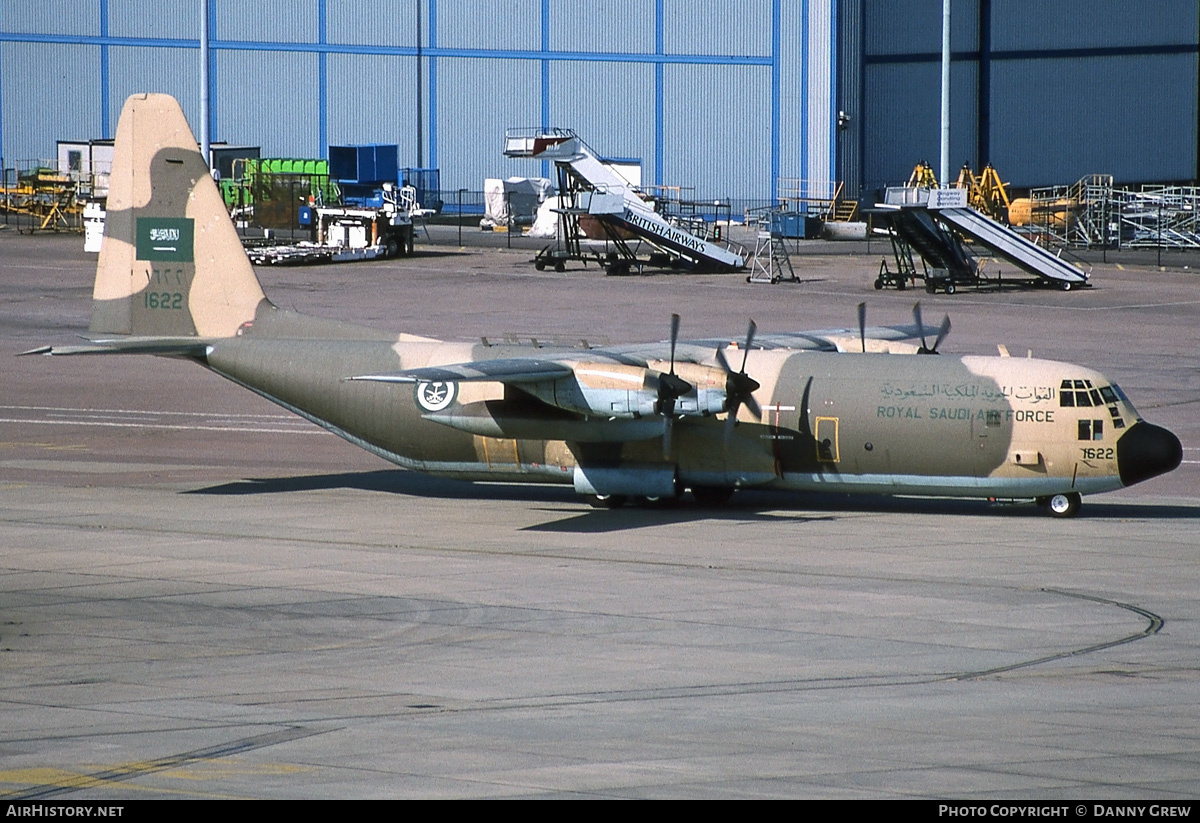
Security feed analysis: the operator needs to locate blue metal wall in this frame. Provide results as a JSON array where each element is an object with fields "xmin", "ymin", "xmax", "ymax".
[
  {"xmin": 2, "ymin": 1, "xmax": 1196, "ymax": 201},
  {"xmin": 857, "ymin": 0, "xmax": 1200, "ymax": 193},
  {"xmin": 0, "ymin": 0, "xmax": 830, "ymax": 202}
]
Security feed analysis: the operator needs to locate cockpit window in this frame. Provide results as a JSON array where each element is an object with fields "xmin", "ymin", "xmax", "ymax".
[{"xmin": 1060, "ymin": 378, "xmax": 1116, "ymax": 409}]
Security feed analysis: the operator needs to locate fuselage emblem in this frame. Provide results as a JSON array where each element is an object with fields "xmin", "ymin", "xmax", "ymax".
[{"xmin": 415, "ymin": 381, "xmax": 457, "ymax": 412}]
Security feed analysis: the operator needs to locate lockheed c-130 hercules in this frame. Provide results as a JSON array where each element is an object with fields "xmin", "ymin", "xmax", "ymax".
[{"xmin": 27, "ymin": 94, "xmax": 1183, "ymax": 517}]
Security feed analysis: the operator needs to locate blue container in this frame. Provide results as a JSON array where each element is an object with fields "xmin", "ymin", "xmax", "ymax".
[{"xmin": 771, "ymin": 212, "xmax": 803, "ymax": 238}]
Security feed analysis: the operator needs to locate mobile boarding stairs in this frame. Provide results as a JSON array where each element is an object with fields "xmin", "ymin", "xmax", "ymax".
[
  {"xmin": 876, "ymin": 187, "xmax": 1089, "ymax": 293},
  {"xmin": 504, "ymin": 128, "xmax": 745, "ymax": 275}
]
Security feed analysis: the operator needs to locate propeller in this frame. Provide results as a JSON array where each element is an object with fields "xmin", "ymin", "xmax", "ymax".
[
  {"xmin": 656, "ymin": 313, "xmax": 692, "ymax": 456},
  {"xmin": 716, "ymin": 319, "xmax": 762, "ymax": 443},
  {"xmin": 857, "ymin": 302, "xmax": 867, "ymax": 353},
  {"xmin": 912, "ymin": 302, "xmax": 951, "ymax": 354}
]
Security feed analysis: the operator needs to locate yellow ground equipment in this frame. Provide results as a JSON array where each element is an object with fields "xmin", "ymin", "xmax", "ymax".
[{"xmin": 0, "ymin": 167, "xmax": 85, "ymax": 232}]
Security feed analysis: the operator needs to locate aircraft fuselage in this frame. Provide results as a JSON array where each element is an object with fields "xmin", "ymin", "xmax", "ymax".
[{"xmin": 201, "ymin": 312, "xmax": 1179, "ymax": 504}]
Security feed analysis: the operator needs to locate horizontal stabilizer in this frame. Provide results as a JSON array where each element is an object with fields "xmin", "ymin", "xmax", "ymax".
[
  {"xmin": 349, "ymin": 358, "xmax": 575, "ymax": 385},
  {"xmin": 21, "ymin": 336, "xmax": 214, "ymax": 357}
]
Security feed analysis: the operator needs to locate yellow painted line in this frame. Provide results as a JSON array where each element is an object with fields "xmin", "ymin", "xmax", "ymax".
[
  {"xmin": 0, "ymin": 730, "xmax": 322, "ymax": 799},
  {"xmin": 0, "ymin": 441, "xmax": 89, "ymax": 451}
]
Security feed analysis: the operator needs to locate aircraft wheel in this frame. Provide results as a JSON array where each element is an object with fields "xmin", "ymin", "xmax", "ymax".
[
  {"xmin": 691, "ymin": 486, "xmax": 735, "ymax": 507},
  {"xmin": 874, "ymin": 278, "xmax": 884, "ymax": 290},
  {"xmin": 586, "ymin": 494, "xmax": 627, "ymax": 509},
  {"xmin": 1042, "ymin": 492, "xmax": 1081, "ymax": 518}
]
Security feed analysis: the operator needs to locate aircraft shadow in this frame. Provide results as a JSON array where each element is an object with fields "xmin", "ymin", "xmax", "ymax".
[
  {"xmin": 187, "ymin": 469, "xmax": 578, "ymax": 502},
  {"xmin": 187, "ymin": 470, "xmax": 1200, "ymax": 528},
  {"xmin": 521, "ymin": 507, "xmax": 839, "ymax": 534}
]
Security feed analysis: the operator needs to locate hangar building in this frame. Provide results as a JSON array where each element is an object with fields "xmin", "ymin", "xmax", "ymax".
[{"xmin": 1, "ymin": 0, "xmax": 1196, "ymax": 206}]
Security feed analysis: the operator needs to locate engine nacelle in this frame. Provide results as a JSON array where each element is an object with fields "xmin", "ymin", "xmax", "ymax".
[
  {"xmin": 523, "ymin": 361, "xmax": 729, "ymax": 419},
  {"xmin": 649, "ymin": 360, "xmax": 729, "ymax": 416},
  {"xmin": 524, "ymin": 363, "xmax": 658, "ymax": 418}
]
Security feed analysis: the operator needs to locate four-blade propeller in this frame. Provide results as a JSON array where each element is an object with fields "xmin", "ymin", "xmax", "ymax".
[
  {"xmin": 656, "ymin": 313, "xmax": 692, "ymax": 456},
  {"xmin": 912, "ymin": 302, "xmax": 951, "ymax": 355},
  {"xmin": 714, "ymin": 319, "xmax": 763, "ymax": 443}
]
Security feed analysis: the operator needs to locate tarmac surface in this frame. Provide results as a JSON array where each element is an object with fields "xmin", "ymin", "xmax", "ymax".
[{"xmin": 2, "ymin": 229, "xmax": 1199, "ymax": 799}]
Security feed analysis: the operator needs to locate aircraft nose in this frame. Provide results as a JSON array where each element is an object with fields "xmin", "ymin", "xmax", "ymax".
[{"xmin": 1117, "ymin": 421, "xmax": 1183, "ymax": 487}]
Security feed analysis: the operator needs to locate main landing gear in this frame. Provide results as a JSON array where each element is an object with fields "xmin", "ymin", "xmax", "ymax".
[
  {"xmin": 585, "ymin": 486, "xmax": 736, "ymax": 509},
  {"xmin": 1037, "ymin": 492, "xmax": 1081, "ymax": 518}
]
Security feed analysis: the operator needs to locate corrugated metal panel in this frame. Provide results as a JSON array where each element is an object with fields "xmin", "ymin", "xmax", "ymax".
[
  {"xmin": 108, "ymin": 46, "xmax": 201, "ymax": 139},
  {"xmin": 547, "ymin": 0, "xmax": 654, "ymax": 54},
  {"xmin": 837, "ymin": 0, "xmax": 864, "ymax": 195},
  {"xmin": 663, "ymin": 0, "xmax": 771, "ymax": 57},
  {"xmin": 861, "ymin": 61, "xmax": 978, "ymax": 192},
  {"xmin": 326, "ymin": 0, "xmax": 416, "ymax": 48},
  {"xmin": 109, "ymin": 0, "xmax": 197, "ymax": 39},
  {"xmin": 806, "ymin": 1, "xmax": 835, "ymax": 187},
  {"xmin": 436, "ymin": 0, "xmax": 539, "ymax": 52},
  {"xmin": 990, "ymin": 53, "xmax": 1198, "ymax": 185},
  {"xmin": 776, "ymin": 1, "xmax": 839, "ymax": 191},
  {"xmin": 214, "ymin": 0, "xmax": 317, "ymax": 44},
  {"xmin": 326, "ymin": 53, "xmax": 418, "ymax": 162},
  {"xmin": 546, "ymin": 60, "xmax": 655, "ymax": 181},
  {"xmin": 0, "ymin": 0, "xmax": 98, "ymax": 36},
  {"xmin": 435, "ymin": 57, "xmax": 540, "ymax": 191},
  {"xmin": 1, "ymin": 42, "xmax": 102, "ymax": 162},
  {"xmin": 215, "ymin": 50, "xmax": 319, "ymax": 157},
  {"xmin": 864, "ymin": 0, "xmax": 979, "ymax": 56},
  {"xmin": 662, "ymin": 63, "xmax": 772, "ymax": 200},
  {"xmin": 991, "ymin": 0, "xmax": 1198, "ymax": 51}
]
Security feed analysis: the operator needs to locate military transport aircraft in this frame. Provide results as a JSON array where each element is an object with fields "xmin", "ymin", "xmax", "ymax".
[{"xmin": 27, "ymin": 94, "xmax": 1182, "ymax": 517}]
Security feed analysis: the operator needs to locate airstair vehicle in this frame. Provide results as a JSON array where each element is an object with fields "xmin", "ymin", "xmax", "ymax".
[
  {"xmin": 503, "ymin": 128, "xmax": 745, "ymax": 274},
  {"xmin": 876, "ymin": 187, "xmax": 1089, "ymax": 293}
]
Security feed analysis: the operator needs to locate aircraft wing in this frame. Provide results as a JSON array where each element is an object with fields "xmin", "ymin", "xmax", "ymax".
[
  {"xmin": 618, "ymin": 324, "xmax": 926, "ymax": 358},
  {"xmin": 349, "ymin": 358, "xmax": 575, "ymax": 385},
  {"xmin": 353, "ymin": 318, "xmax": 935, "ymax": 388}
]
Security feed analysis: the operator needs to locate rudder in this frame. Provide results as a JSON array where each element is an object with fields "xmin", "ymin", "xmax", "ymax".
[{"xmin": 91, "ymin": 93, "xmax": 267, "ymax": 338}]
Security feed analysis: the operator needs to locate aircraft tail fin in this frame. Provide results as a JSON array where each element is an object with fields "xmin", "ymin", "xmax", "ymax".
[{"xmin": 90, "ymin": 93, "xmax": 268, "ymax": 339}]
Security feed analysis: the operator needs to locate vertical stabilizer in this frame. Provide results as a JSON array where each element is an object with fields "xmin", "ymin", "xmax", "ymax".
[{"xmin": 91, "ymin": 93, "xmax": 267, "ymax": 338}]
